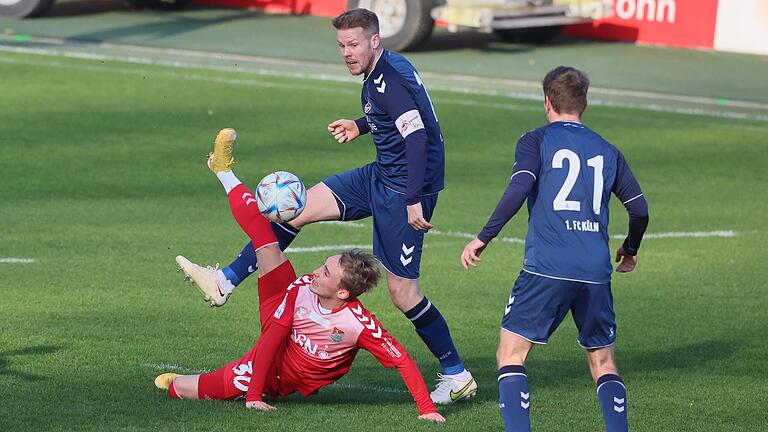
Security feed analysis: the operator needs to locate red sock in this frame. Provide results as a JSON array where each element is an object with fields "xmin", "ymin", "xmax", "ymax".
[
  {"xmin": 168, "ymin": 382, "xmax": 179, "ymax": 399},
  {"xmin": 228, "ymin": 184, "xmax": 278, "ymax": 250}
]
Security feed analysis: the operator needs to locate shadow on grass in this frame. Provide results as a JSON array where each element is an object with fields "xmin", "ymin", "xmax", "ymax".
[
  {"xmin": 64, "ymin": 9, "xmax": 259, "ymax": 43},
  {"xmin": 0, "ymin": 345, "xmax": 62, "ymax": 381},
  {"xmin": 530, "ymin": 337, "xmax": 748, "ymax": 388}
]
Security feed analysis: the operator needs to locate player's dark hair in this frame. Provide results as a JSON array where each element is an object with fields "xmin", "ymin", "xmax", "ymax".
[
  {"xmin": 543, "ymin": 66, "xmax": 590, "ymax": 115},
  {"xmin": 332, "ymin": 8, "xmax": 380, "ymax": 36},
  {"xmin": 338, "ymin": 249, "xmax": 381, "ymax": 299}
]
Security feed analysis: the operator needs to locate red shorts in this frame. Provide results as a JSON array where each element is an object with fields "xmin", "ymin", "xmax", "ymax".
[{"xmin": 197, "ymin": 260, "xmax": 296, "ymax": 400}]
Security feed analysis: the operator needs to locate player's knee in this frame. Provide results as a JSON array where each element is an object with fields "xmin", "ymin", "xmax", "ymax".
[
  {"xmin": 386, "ymin": 276, "xmax": 421, "ymax": 310},
  {"xmin": 496, "ymin": 343, "xmax": 527, "ymax": 367},
  {"xmin": 260, "ymin": 243, "xmax": 281, "ymax": 255}
]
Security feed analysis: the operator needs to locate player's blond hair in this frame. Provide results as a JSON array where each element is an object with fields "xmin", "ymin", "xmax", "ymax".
[
  {"xmin": 332, "ymin": 8, "xmax": 380, "ymax": 36},
  {"xmin": 543, "ymin": 66, "xmax": 590, "ymax": 115},
  {"xmin": 338, "ymin": 250, "xmax": 381, "ymax": 299}
]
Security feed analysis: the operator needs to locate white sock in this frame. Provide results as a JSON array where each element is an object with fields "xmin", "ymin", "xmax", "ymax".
[
  {"xmin": 448, "ymin": 370, "xmax": 471, "ymax": 381},
  {"xmin": 216, "ymin": 171, "xmax": 242, "ymax": 194},
  {"xmin": 215, "ymin": 270, "xmax": 236, "ymax": 294}
]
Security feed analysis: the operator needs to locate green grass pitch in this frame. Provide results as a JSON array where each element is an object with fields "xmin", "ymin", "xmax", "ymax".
[{"xmin": 1, "ymin": 51, "xmax": 766, "ymax": 431}]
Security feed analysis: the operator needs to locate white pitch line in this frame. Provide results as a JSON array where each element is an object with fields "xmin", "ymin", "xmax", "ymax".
[
  {"xmin": 1, "ymin": 43, "xmax": 766, "ymax": 122},
  {"xmin": 0, "ymin": 258, "xmax": 36, "ymax": 263},
  {"xmin": 142, "ymin": 363, "xmax": 211, "ymax": 374},
  {"xmin": 612, "ymin": 230, "xmax": 736, "ymax": 239},
  {"xmin": 287, "ymin": 245, "xmax": 373, "ymax": 253},
  {"xmin": 317, "ymin": 221, "xmax": 366, "ymax": 228},
  {"xmin": 328, "ymin": 381, "xmax": 408, "ymax": 394},
  {"xmin": 3, "ymin": 35, "xmax": 766, "ymax": 111}
]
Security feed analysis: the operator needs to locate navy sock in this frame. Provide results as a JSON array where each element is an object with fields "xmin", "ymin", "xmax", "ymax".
[
  {"xmin": 498, "ymin": 365, "xmax": 531, "ymax": 432},
  {"xmin": 404, "ymin": 297, "xmax": 464, "ymax": 375},
  {"xmin": 221, "ymin": 222, "xmax": 299, "ymax": 287},
  {"xmin": 596, "ymin": 374, "xmax": 627, "ymax": 432}
]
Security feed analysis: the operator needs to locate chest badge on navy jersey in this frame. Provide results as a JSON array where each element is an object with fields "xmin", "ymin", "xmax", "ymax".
[
  {"xmin": 364, "ymin": 100, "xmax": 372, "ymax": 114},
  {"xmin": 330, "ymin": 327, "xmax": 345, "ymax": 343}
]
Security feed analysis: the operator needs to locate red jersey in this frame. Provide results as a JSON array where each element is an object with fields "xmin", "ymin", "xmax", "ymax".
[{"xmin": 247, "ymin": 273, "xmax": 436, "ymax": 415}]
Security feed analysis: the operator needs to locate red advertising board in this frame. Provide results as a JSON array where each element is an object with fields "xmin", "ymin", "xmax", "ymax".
[
  {"xmin": 193, "ymin": 0, "xmax": 345, "ymax": 15},
  {"xmin": 565, "ymin": 0, "xmax": 719, "ymax": 49}
]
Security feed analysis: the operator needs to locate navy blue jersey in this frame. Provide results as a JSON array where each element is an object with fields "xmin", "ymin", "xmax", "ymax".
[
  {"xmin": 360, "ymin": 50, "xmax": 444, "ymax": 195},
  {"xmin": 513, "ymin": 122, "xmax": 643, "ymax": 284}
]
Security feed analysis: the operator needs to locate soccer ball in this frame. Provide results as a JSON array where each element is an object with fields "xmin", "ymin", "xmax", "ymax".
[{"xmin": 256, "ymin": 171, "xmax": 307, "ymax": 223}]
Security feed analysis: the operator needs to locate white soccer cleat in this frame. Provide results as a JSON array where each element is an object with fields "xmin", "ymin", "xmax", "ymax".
[
  {"xmin": 176, "ymin": 255, "xmax": 229, "ymax": 307},
  {"xmin": 430, "ymin": 371, "xmax": 478, "ymax": 405}
]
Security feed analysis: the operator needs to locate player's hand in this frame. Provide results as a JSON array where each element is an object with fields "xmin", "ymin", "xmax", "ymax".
[
  {"xmin": 461, "ymin": 237, "xmax": 487, "ymax": 269},
  {"xmin": 615, "ymin": 246, "xmax": 637, "ymax": 273},
  {"xmin": 327, "ymin": 119, "xmax": 360, "ymax": 143},
  {"xmin": 407, "ymin": 202, "xmax": 433, "ymax": 231},
  {"xmin": 418, "ymin": 412, "xmax": 446, "ymax": 423},
  {"xmin": 245, "ymin": 401, "xmax": 277, "ymax": 411}
]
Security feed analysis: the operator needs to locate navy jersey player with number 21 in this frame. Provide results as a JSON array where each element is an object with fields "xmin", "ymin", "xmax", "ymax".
[{"xmin": 461, "ymin": 67, "xmax": 649, "ymax": 432}]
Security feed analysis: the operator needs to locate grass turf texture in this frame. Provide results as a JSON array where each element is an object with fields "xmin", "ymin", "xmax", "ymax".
[{"xmin": 1, "ymin": 51, "xmax": 766, "ymax": 431}]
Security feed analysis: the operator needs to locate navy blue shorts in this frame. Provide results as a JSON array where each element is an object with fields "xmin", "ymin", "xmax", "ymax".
[
  {"xmin": 322, "ymin": 163, "xmax": 438, "ymax": 279},
  {"xmin": 501, "ymin": 270, "xmax": 617, "ymax": 349}
]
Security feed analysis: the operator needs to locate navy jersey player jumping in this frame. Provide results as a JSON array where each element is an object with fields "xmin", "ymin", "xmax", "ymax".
[
  {"xmin": 460, "ymin": 67, "xmax": 649, "ymax": 432},
  {"xmin": 176, "ymin": 8, "xmax": 475, "ymax": 404}
]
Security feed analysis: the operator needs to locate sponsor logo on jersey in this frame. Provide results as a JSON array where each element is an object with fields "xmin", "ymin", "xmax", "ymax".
[
  {"xmin": 295, "ymin": 306, "xmax": 308, "ymax": 320},
  {"xmin": 292, "ymin": 329, "xmax": 318, "ymax": 356},
  {"xmin": 364, "ymin": 100, "xmax": 372, "ymax": 114},
  {"xmin": 380, "ymin": 337, "xmax": 402, "ymax": 358},
  {"xmin": 273, "ymin": 293, "xmax": 288, "ymax": 319},
  {"xmin": 330, "ymin": 327, "xmax": 345, "ymax": 343}
]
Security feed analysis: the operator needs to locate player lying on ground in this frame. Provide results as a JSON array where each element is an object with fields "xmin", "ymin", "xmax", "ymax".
[{"xmin": 155, "ymin": 129, "xmax": 445, "ymax": 422}]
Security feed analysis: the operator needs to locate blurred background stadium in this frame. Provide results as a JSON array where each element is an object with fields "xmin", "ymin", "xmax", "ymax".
[{"xmin": 1, "ymin": 1, "xmax": 766, "ymax": 431}]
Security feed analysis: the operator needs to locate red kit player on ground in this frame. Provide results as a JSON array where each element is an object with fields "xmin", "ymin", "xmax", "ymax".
[{"xmin": 154, "ymin": 129, "xmax": 445, "ymax": 423}]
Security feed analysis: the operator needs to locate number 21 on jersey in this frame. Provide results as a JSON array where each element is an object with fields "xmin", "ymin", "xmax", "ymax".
[{"xmin": 552, "ymin": 149, "xmax": 604, "ymax": 215}]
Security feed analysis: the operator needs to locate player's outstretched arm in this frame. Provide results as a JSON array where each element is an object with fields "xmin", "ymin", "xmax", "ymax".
[
  {"xmin": 461, "ymin": 237, "xmax": 487, "ymax": 269},
  {"xmin": 354, "ymin": 309, "xmax": 441, "ymax": 418},
  {"xmin": 328, "ymin": 119, "xmax": 361, "ymax": 143}
]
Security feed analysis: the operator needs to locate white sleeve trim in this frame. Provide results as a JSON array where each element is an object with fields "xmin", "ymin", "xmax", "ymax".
[
  {"xmin": 511, "ymin": 170, "xmax": 536, "ymax": 181},
  {"xmin": 622, "ymin": 193, "xmax": 644, "ymax": 205},
  {"xmin": 395, "ymin": 109, "xmax": 425, "ymax": 138}
]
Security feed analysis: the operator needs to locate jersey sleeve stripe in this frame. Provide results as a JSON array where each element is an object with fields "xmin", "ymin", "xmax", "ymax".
[
  {"xmin": 622, "ymin": 193, "xmax": 644, "ymax": 205},
  {"xmin": 511, "ymin": 170, "xmax": 537, "ymax": 181}
]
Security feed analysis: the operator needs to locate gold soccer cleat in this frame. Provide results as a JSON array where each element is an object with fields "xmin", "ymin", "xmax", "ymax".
[
  {"xmin": 176, "ymin": 255, "xmax": 229, "ymax": 307},
  {"xmin": 207, "ymin": 128, "xmax": 237, "ymax": 173},
  {"xmin": 430, "ymin": 371, "xmax": 478, "ymax": 405},
  {"xmin": 154, "ymin": 373, "xmax": 180, "ymax": 390}
]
